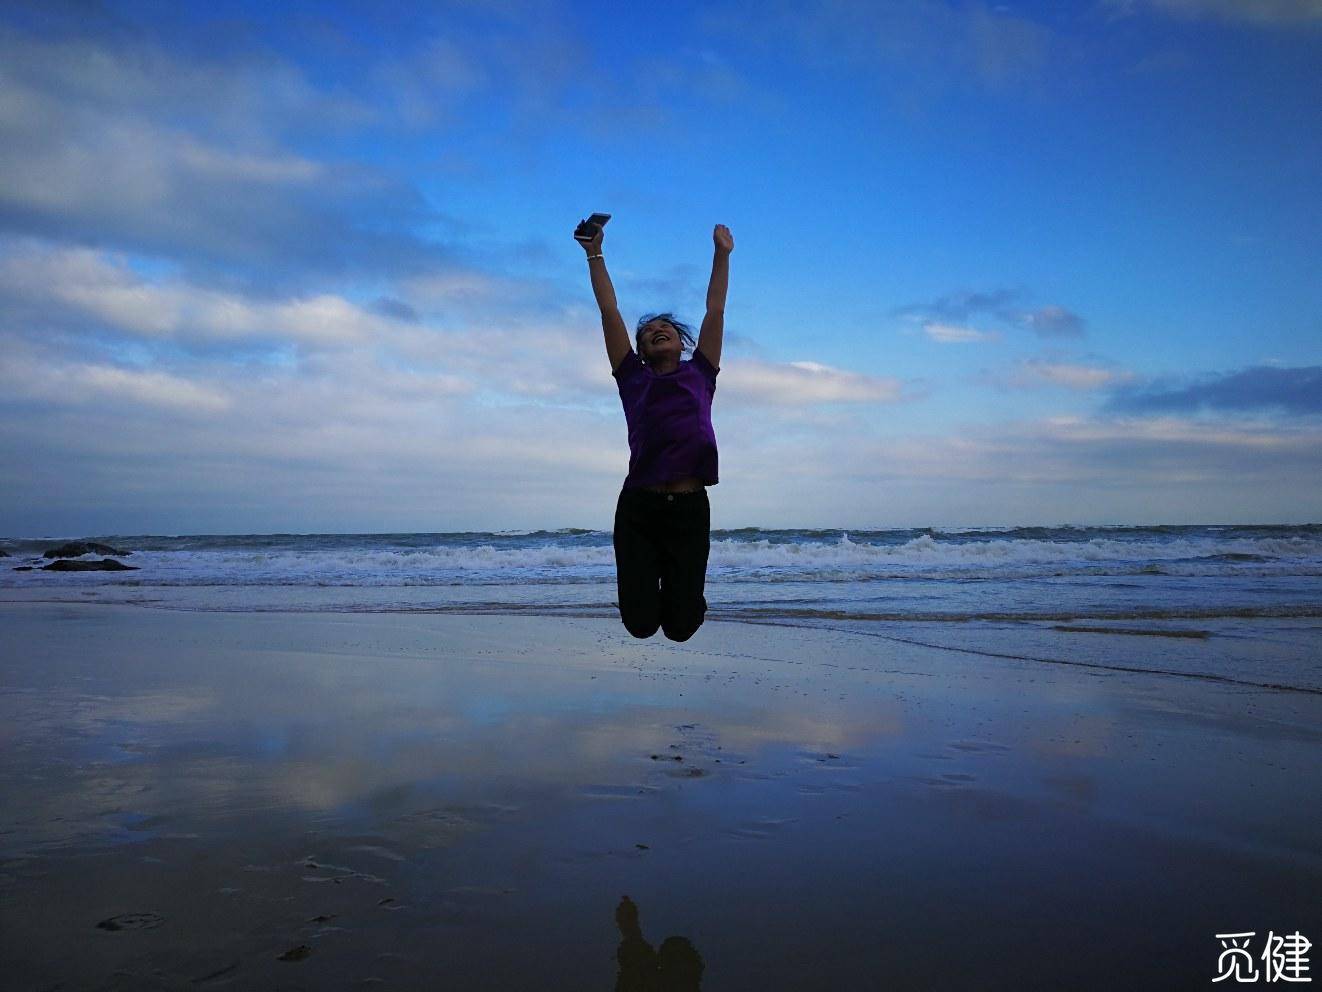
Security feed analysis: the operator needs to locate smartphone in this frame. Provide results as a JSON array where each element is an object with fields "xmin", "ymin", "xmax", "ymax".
[{"xmin": 574, "ymin": 212, "xmax": 611, "ymax": 242}]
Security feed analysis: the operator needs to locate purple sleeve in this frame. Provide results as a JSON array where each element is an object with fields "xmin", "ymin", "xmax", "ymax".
[
  {"xmin": 690, "ymin": 347, "xmax": 719, "ymax": 387},
  {"xmin": 612, "ymin": 350, "xmax": 643, "ymax": 382}
]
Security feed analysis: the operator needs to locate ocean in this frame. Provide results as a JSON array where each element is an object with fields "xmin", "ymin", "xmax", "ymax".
[{"xmin": 3, "ymin": 524, "xmax": 1319, "ymax": 619}]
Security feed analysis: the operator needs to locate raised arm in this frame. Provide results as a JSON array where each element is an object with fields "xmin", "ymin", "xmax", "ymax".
[
  {"xmin": 578, "ymin": 222, "xmax": 631, "ymax": 373},
  {"xmin": 696, "ymin": 224, "xmax": 733, "ymax": 369}
]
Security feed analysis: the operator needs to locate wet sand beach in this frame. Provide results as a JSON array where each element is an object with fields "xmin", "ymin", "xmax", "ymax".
[{"xmin": 1, "ymin": 602, "xmax": 1319, "ymax": 989}]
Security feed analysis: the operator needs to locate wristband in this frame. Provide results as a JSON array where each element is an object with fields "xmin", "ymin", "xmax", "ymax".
[{"xmin": 586, "ymin": 253, "xmax": 603, "ymax": 260}]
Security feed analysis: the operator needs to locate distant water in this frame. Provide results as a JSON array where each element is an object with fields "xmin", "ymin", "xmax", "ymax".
[{"xmin": 3, "ymin": 524, "xmax": 1320, "ymax": 623}]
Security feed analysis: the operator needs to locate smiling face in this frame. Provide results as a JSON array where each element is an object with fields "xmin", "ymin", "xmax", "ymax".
[{"xmin": 637, "ymin": 319, "xmax": 683, "ymax": 365}]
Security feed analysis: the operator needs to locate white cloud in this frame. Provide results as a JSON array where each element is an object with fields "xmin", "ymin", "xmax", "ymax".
[
  {"xmin": 175, "ymin": 139, "xmax": 324, "ymax": 185},
  {"xmin": 0, "ymin": 27, "xmax": 444, "ymax": 282},
  {"xmin": 0, "ymin": 347, "xmax": 231, "ymax": 414},
  {"xmin": 1036, "ymin": 414, "xmax": 1303, "ymax": 449},
  {"xmin": 398, "ymin": 268, "xmax": 543, "ymax": 311},
  {"xmin": 1016, "ymin": 305, "xmax": 1086, "ymax": 338},
  {"xmin": 923, "ymin": 322, "xmax": 1000, "ymax": 344},
  {"xmin": 719, "ymin": 359, "xmax": 905, "ymax": 405},
  {"xmin": 0, "ymin": 244, "xmax": 397, "ymax": 346},
  {"xmin": 73, "ymin": 364, "xmax": 232, "ymax": 412},
  {"xmin": 1008, "ymin": 358, "xmax": 1134, "ymax": 390},
  {"xmin": 713, "ymin": 408, "xmax": 1322, "ymax": 525}
]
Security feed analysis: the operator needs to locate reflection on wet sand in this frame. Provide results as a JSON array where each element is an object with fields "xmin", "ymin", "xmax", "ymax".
[
  {"xmin": 615, "ymin": 895, "xmax": 704, "ymax": 992},
  {"xmin": 2, "ymin": 605, "xmax": 1319, "ymax": 991}
]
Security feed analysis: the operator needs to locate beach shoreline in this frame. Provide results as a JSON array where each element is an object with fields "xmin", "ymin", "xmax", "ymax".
[{"xmin": 2, "ymin": 602, "xmax": 1318, "ymax": 989}]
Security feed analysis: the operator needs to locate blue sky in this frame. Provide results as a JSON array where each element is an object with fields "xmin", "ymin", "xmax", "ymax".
[{"xmin": 1, "ymin": 0, "xmax": 1319, "ymax": 534}]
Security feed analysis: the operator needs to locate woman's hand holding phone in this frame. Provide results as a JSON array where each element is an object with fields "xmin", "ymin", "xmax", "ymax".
[
  {"xmin": 575, "ymin": 213, "xmax": 610, "ymax": 255},
  {"xmin": 578, "ymin": 223, "xmax": 603, "ymax": 255}
]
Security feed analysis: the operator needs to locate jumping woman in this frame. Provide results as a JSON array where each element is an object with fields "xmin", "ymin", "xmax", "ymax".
[{"xmin": 577, "ymin": 218, "xmax": 733, "ymax": 641}]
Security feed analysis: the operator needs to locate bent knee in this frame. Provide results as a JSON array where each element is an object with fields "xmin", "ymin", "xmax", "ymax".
[
  {"xmin": 662, "ymin": 619, "xmax": 703, "ymax": 642},
  {"xmin": 622, "ymin": 615, "xmax": 661, "ymax": 639}
]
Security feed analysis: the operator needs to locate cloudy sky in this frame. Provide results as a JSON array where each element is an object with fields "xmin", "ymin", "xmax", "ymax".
[{"xmin": 1, "ymin": 0, "xmax": 1319, "ymax": 535}]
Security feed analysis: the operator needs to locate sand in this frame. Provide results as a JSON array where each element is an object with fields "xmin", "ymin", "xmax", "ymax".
[{"xmin": 1, "ymin": 602, "xmax": 1318, "ymax": 990}]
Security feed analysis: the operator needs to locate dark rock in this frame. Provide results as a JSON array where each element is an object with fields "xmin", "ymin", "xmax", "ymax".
[
  {"xmin": 12, "ymin": 565, "xmax": 33, "ymax": 571},
  {"xmin": 278, "ymin": 945, "xmax": 312, "ymax": 962},
  {"xmin": 43, "ymin": 541, "xmax": 132, "ymax": 559},
  {"xmin": 41, "ymin": 558, "xmax": 138, "ymax": 571}
]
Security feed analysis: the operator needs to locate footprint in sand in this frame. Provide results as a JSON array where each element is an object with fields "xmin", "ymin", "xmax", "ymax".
[
  {"xmin": 96, "ymin": 912, "xmax": 164, "ymax": 931},
  {"xmin": 947, "ymin": 740, "xmax": 1011, "ymax": 754},
  {"xmin": 726, "ymin": 817, "xmax": 797, "ymax": 840},
  {"xmin": 666, "ymin": 767, "xmax": 707, "ymax": 778}
]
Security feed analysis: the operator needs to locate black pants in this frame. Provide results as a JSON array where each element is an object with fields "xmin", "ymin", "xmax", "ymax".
[{"xmin": 613, "ymin": 487, "xmax": 710, "ymax": 642}]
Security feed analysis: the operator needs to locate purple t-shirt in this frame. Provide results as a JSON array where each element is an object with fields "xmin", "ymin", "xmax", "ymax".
[{"xmin": 613, "ymin": 347, "xmax": 719, "ymax": 489}]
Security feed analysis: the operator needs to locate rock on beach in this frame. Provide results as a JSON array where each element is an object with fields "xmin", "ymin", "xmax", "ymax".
[
  {"xmin": 39, "ymin": 558, "xmax": 138, "ymax": 571},
  {"xmin": 42, "ymin": 541, "xmax": 133, "ymax": 559}
]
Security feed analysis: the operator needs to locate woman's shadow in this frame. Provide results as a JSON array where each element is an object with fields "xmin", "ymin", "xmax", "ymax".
[{"xmin": 614, "ymin": 894, "xmax": 704, "ymax": 991}]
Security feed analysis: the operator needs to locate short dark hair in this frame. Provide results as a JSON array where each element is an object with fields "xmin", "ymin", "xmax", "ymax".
[{"xmin": 635, "ymin": 312, "xmax": 695, "ymax": 362}]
